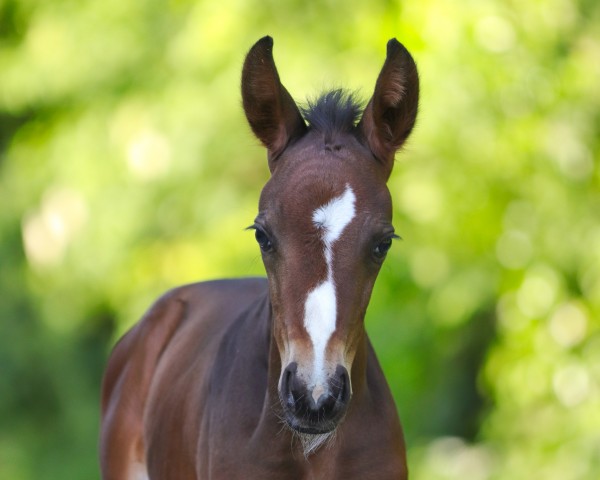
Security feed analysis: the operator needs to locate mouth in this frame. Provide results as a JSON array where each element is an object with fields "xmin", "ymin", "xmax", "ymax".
[
  {"xmin": 284, "ymin": 412, "xmax": 340, "ymax": 435},
  {"xmin": 280, "ymin": 393, "xmax": 350, "ymax": 435}
]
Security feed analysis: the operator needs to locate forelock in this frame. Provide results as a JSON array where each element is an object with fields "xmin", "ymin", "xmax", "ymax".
[{"xmin": 300, "ymin": 90, "xmax": 364, "ymax": 138}]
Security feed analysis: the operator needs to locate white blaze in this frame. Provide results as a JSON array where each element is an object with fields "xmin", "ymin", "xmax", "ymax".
[{"xmin": 303, "ymin": 185, "xmax": 356, "ymax": 392}]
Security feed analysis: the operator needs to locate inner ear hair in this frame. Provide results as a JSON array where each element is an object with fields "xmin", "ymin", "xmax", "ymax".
[
  {"xmin": 241, "ymin": 36, "xmax": 306, "ymax": 169},
  {"xmin": 358, "ymin": 39, "xmax": 419, "ymax": 177}
]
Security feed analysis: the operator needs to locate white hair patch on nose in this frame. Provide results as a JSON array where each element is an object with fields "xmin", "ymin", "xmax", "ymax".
[{"xmin": 304, "ymin": 185, "xmax": 356, "ymax": 390}]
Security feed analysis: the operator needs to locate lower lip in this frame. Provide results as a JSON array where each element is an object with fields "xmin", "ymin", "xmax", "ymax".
[{"xmin": 286, "ymin": 415, "xmax": 337, "ymax": 435}]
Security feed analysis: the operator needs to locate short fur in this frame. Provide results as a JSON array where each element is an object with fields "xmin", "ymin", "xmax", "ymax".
[{"xmin": 100, "ymin": 36, "xmax": 419, "ymax": 480}]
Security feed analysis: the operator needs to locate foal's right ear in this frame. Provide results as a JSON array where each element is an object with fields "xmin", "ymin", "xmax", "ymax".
[{"xmin": 242, "ymin": 36, "xmax": 307, "ymax": 170}]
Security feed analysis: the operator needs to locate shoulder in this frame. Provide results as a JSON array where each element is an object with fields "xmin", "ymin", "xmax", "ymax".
[{"xmin": 172, "ymin": 277, "xmax": 269, "ymax": 300}]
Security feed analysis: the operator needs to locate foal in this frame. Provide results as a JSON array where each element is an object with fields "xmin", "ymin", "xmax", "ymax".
[{"xmin": 100, "ymin": 36, "xmax": 419, "ymax": 480}]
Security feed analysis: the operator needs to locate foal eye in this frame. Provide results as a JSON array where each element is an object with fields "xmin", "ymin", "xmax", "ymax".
[
  {"xmin": 254, "ymin": 228, "xmax": 273, "ymax": 252},
  {"xmin": 372, "ymin": 237, "xmax": 395, "ymax": 260}
]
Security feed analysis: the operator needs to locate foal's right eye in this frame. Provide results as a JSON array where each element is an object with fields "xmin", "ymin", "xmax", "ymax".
[{"xmin": 254, "ymin": 228, "xmax": 273, "ymax": 252}]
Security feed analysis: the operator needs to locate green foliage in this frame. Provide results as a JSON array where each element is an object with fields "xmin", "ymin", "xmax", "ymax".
[{"xmin": 1, "ymin": 0, "xmax": 598, "ymax": 478}]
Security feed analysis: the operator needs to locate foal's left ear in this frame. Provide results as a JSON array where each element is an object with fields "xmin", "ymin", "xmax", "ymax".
[
  {"xmin": 358, "ymin": 39, "xmax": 419, "ymax": 179},
  {"xmin": 242, "ymin": 36, "xmax": 307, "ymax": 170}
]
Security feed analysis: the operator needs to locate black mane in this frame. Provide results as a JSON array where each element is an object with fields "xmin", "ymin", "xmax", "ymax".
[{"xmin": 300, "ymin": 89, "xmax": 363, "ymax": 137}]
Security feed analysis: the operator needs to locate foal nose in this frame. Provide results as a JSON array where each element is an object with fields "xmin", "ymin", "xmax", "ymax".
[{"xmin": 280, "ymin": 363, "xmax": 351, "ymax": 433}]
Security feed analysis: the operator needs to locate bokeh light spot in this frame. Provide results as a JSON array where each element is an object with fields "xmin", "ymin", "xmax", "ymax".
[
  {"xmin": 126, "ymin": 129, "xmax": 171, "ymax": 180},
  {"xmin": 22, "ymin": 187, "xmax": 88, "ymax": 268},
  {"xmin": 424, "ymin": 437, "xmax": 495, "ymax": 480},
  {"xmin": 474, "ymin": 15, "xmax": 516, "ymax": 53},
  {"xmin": 553, "ymin": 363, "xmax": 591, "ymax": 407},
  {"xmin": 496, "ymin": 229, "xmax": 533, "ymax": 269},
  {"xmin": 517, "ymin": 266, "xmax": 560, "ymax": 318},
  {"xmin": 400, "ymin": 178, "xmax": 443, "ymax": 223},
  {"xmin": 549, "ymin": 302, "xmax": 588, "ymax": 348},
  {"xmin": 409, "ymin": 247, "xmax": 450, "ymax": 288}
]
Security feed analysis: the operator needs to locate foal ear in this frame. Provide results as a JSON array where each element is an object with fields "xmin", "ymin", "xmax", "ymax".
[
  {"xmin": 242, "ymin": 36, "xmax": 307, "ymax": 170},
  {"xmin": 358, "ymin": 39, "xmax": 419, "ymax": 178}
]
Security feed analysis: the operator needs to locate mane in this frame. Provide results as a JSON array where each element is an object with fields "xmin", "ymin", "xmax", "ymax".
[{"xmin": 300, "ymin": 89, "xmax": 363, "ymax": 137}]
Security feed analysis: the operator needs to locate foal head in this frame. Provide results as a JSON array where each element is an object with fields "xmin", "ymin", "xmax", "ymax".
[{"xmin": 242, "ymin": 37, "xmax": 419, "ymax": 437}]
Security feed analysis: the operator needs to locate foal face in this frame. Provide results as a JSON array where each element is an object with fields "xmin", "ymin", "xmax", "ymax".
[
  {"xmin": 255, "ymin": 134, "xmax": 395, "ymax": 433},
  {"xmin": 242, "ymin": 36, "xmax": 418, "ymax": 435}
]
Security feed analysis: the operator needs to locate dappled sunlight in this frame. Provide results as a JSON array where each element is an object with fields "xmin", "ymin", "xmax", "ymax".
[
  {"xmin": 495, "ymin": 229, "xmax": 532, "ymax": 269},
  {"xmin": 428, "ymin": 269, "xmax": 491, "ymax": 327},
  {"xmin": 544, "ymin": 121, "xmax": 595, "ymax": 181},
  {"xmin": 549, "ymin": 302, "xmax": 588, "ymax": 348},
  {"xmin": 125, "ymin": 128, "xmax": 172, "ymax": 180},
  {"xmin": 21, "ymin": 187, "xmax": 88, "ymax": 269},
  {"xmin": 409, "ymin": 247, "xmax": 450, "ymax": 288},
  {"xmin": 552, "ymin": 362, "xmax": 592, "ymax": 408},
  {"xmin": 474, "ymin": 15, "xmax": 516, "ymax": 53},
  {"xmin": 399, "ymin": 175, "xmax": 443, "ymax": 224},
  {"xmin": 516, "ymin": 265, "xmax": 560, "ymax": 319},
  {"xmin": 414, "ymin": 437, "xmax": 495, "ymax": 480}
]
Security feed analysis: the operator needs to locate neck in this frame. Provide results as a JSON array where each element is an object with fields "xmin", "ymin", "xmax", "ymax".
[{"xmin": 348, "ymin": 327, "xmax": 369, "ymax": 398}]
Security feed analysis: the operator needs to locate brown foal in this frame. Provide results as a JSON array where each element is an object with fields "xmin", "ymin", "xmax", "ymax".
[{"xmin": 100, "ymin": 36, "xmax": 419, "ymax": 480}]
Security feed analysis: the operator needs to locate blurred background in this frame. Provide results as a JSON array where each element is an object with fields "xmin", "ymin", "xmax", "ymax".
[{"xmin": 1, "ymin": 0, "xmax": 599, "ymax": 478}]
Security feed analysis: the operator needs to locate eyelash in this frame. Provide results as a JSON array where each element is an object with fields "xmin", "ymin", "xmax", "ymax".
[
  {"xmin": 247, "ymin": 224, "xmax": 274, "ymax": 253},
  {"xmin": 372, "ymin": 234, "xmax": 400, "ymax": 260}
]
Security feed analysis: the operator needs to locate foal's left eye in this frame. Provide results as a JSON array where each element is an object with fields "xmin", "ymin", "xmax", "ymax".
[
  {"xmin": 254, "ymin": 228, "xmax": 273, "ymax": 252},
  {"xmin": 372, "ymin": 236, "xmax": 397, "ymax": 260}
]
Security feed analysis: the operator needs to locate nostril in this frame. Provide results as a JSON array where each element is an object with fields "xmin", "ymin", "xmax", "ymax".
[
  {"xmin": 280, "ymin": 362, "xmax": 298, "ymax": 407},
  {"xmin": 335, "ymin": 365, "xmax": 351, "ymax": 404}
]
